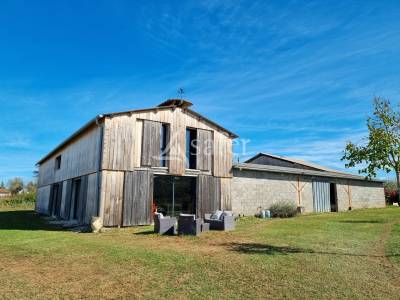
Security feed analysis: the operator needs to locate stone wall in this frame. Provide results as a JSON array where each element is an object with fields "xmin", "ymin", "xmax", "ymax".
[
  {"xmin": 335, "ymin": 179, "xmax": 385, "ymax": 210},
  {"xmin": 232, "ymin": 169, "xmax": 385, "ymax": 216},
  {"xmin": 231, "ymin": 169, "xmax": 313, "ymax": 216}
]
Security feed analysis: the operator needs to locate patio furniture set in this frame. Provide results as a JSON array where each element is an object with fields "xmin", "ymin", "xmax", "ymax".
[{"xmin": 154, "ymin": 210, "xmax": 235, "ymax": 236}]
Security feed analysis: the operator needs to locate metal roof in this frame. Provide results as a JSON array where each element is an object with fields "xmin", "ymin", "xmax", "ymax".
[
  {"xmin": 245, "ymin": 152, "xmax": 345, "ymax": 174},
  {"xmin": 233, "ymin": 162, "xmax": 385, "ymax": 183}
]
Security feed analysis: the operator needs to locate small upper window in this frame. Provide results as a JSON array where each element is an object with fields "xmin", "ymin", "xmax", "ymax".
[{"xmin": 55, "ymin": 155, "xmax": 62, "ymax": 170}]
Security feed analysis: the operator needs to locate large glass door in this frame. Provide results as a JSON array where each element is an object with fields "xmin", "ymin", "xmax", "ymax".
[{"xmin": 153, "ymin": 175, "xmax": 196, "ymax": 217}]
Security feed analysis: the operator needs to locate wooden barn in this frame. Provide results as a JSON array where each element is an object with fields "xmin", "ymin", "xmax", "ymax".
[
  {"xmin": 36, "ymin": 99, "xmax": 237, "ymax": 226},
  {"xmin": 36, "ymin": 99, "xmax": 386, "ymax": 226}
]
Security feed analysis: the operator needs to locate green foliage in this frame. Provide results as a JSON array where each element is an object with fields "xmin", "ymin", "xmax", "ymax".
[
  {"xmin": 0, "ymin": 181, "xmax": 4, "ymax": 189},
  {"xmin": 0, "ymin": 192, "xmax": 36, "ymax": 209},
  {"xmin": 25, "ymin": 181, "xmax": 37, "ymax": 193},
  {"xmin": 7, "ymin": 177, "xmax": 24, "ymax": 195},
  {"xmin": 269, "ymin": 201, "xmax": 298, "ymax": 218},
  {"xmin": 342, "ymin": 97, "xmax": 400, "ymax": 183},
  {"xmin": 384, "ymin": 181, "xmax": 398, "ymax": 192}
]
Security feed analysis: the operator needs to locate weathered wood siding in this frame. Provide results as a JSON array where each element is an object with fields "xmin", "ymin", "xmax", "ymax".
[
  {"xmin": 59, "ymin": 180, "xmax": 68, "ymax": 219},
  {"xmin": 102, "ymin": 115, "xmax": 136, "ymax": 171},
  {"xmin": 213, "ymin": 132, "xmax": 233, "ymax": 177},
  {"xmin": 141, "ymin": 120, "xmax": 161, "ymax": 167},
  {"xmin": 48, "ymin": 183, "xmax": 63, "ymax": 217},
  {"xmin": 100, "ymin": 170, "xmax": 124, "ymax": 226},
  {"xmin": 85, "ymin": 173, "xmax": 99, "ymax": 223},
  {"xmin": 101, "ymin": 107, "xmax": 233, "ymax": 177},
  {"xmin": 38, "ymin": 124, "xmax": 102, "ymax": 187},
  {"xmin": 38, "ymin": 105, "xmax": 235, "ymax": 226},
  {"xmin": 197, "ymin": 175, "xmax": 221, "ymax": 217},
  {"xmin": 76, "ymin": 175, "xmax": 89, "ymax": 224},
  {"xmin": 197, "ymin": 129, "xmax": 213, "ymax": 171},
  {"xmin": 220, "ymin": 178, "xmax": 232, "ymax": 210},
  {"xmin": 123, "ymin": 171, "xmax": 153, "ymax": 226},
  {"xmin": 62, "ymin": 179, "xmax": 73, "ymax": 220},
  {"xmin": 36, "ymin": 185, "xmax": 51, "ymax": 214}
]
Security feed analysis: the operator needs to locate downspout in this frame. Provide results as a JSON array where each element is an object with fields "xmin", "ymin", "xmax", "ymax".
[{"xmin": 95, "ymin": 115, "xmax": 105, "ymax": 218}]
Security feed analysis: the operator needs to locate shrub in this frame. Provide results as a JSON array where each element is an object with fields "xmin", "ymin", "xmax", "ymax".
[
  {"xmin": 269, "ymin": 201, "xmax": 298, "ymax": 218},
  {"xmin": 0, "ymin": 192, "xmax": 36, "ymax": 209}
]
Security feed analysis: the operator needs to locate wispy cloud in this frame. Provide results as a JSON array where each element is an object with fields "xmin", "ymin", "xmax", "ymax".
[
  {"xmin": 1, "ymin": 136, "xmax": 31, "ymax": 148},
  {"xmin": 0, "ymin": 1, "xmax": 399, "ymax": 181}
]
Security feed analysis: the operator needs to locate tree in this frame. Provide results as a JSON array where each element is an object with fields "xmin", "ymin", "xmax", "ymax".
[
  {"xmin": 342, "ymin": 97, "xmax": 400, "ymax": 192},
  {"xmin": 0, "ymin": 181, "xmax": 4, "ymax": 189},
  {"xmin": 7, "ymin": 177, "xmax": 24, "ymax": 195},
  {"xmin": 25, "ymin": 181, "xmax": 37, "ymax": 194}
]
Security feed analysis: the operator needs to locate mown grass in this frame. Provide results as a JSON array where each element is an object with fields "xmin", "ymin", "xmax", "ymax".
[{"xmin": 0, "ymin": 206, "xmax": 399, "ymax": 299}]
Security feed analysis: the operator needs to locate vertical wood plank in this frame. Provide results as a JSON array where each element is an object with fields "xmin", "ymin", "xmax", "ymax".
[
  {"xmin": 63, "ymin": 179, "xmax": 73, "ymax": 220},
  {"xmin": 197, "ymin": 175, "xmax": 220, "ymax": 217},
  {"xmin": 197, "ymin": 129, "xmax": 213, "ymax": 171},
  {"xmin": 123, "ymin": 170, "xmax": 152, "ymax": 226}
]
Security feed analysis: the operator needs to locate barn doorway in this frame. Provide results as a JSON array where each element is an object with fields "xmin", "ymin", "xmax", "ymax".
[
  {"xmin": 70, "ymin": 178, "xmax": 81, "ymax": 221},
  {"xmin": 49, "ymin": 182, "xmax": 62, "ymax": 217},
  {"xmin": 153, "ymin": 175, "xmax": 196, "ymax": 217},
  {"xmin": 312, "ymin": 180, "xmax": 338, "ymax": 213},
  {"xmin": 330, "ymin": 183, "xmax": 338, "ymax": 212}
]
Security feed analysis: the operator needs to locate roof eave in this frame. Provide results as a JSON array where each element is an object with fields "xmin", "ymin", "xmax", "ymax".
[
  {"xmin": 36, "ymin": 115, "xmax": 103, "ymax": 165},
  {"xmin": 233, "ymin": 163, "xmax": 385, "ymax": 183}
]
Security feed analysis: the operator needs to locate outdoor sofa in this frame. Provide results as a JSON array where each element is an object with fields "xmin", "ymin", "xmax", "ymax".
[
  {"xmin": 154, "ymin": 214, "xmax": 177, "ymax": 235},
  {"xmin": 204, "ymin": 211, "xmax": 235, "ymax": 231}
]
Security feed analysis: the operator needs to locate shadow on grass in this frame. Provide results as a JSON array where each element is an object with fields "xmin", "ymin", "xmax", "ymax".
[
  {"xmin": 226, "ymin": 243, "xmax": 313, "ymax": 255},
  {"xmin": 0, "ymin": 210, "xmax": 64, "ymax": 231},
  {"xmin": 338, "ymin": 220, "xmax": 385, "ymax": 224},
  {"xmin": 134, "ymin": 230, "xmax": 156, "ymax": 235},
  {"xmin": 226, "ymin": 242, "xmax": 400, "ymax": 258}
]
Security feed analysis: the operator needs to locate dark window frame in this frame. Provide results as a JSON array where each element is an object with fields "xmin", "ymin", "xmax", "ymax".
[
  {"xmin": 55, "ymin": 155, "xmax": 62, "ymax": 170},
  {"xmin": 186, "ymin": 127, "xmax": 197, "ymax": 170},
  {"xmin": 160, "ymin": 123, "xmax": 169, "ymax": 168}
]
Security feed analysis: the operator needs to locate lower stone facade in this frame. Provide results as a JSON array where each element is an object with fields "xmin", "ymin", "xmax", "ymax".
[{"xmin": 231, "ymin": 169, "xmax": 385, "ymax": 216}]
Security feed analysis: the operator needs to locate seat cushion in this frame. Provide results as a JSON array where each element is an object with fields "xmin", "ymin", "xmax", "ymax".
[
  {"xmin": 154, "ymin": 212, "xmax": 164, "ymax": 219},
  {"xmin": 179, "ymin": 214, "xmax": 195, "ymax": 220},
  {"xmin": 220, "ymin": 211, "xmax": 233, "ymax": 221},
  {"xmin": 211, "ymin": 210, "xmax": 223, "ymax": 220}
]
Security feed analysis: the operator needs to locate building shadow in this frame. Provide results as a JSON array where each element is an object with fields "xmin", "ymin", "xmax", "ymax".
[{"xmin": 0, "ymin": 210, "xmax": 64, "ymax": 231}]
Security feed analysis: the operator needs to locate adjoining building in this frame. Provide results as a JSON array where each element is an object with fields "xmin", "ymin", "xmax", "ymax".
[
  {"xmin": 0, "ymin": 188, "xmax": 11, "ymax": 198},
  {"xmin": 35, "ymin": 100, "xmax": 385, "ymax": 226},
  {"xmin": 232, "ymin": 153, "xmax": 385, "ymax": 216}
]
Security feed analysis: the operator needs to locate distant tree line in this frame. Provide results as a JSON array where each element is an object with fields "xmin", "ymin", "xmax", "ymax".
[{"xmin": 1, "ymin": 177, "xmax": 37, "ymax": 195}]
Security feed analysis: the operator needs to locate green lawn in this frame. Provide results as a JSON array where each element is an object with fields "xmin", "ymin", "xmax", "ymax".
[{"xmin": 0, "ymin": 206, "xmax": 399, "ymax": 299}]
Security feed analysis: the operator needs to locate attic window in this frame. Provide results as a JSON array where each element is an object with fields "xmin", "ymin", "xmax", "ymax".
[{"xmin": 55, "ymin": 155, "xmax": 62, "ymax": 170}]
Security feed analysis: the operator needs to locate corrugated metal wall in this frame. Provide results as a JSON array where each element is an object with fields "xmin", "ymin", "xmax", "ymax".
[{"xmin": 312, "ymin": 181, "xmax": 331, "ymax": 212}]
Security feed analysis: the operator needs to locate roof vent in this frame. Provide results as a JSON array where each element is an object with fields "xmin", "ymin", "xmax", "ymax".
[{"xmin": 157, "ymin": 99, "xmax": 193, "ymax": 108}]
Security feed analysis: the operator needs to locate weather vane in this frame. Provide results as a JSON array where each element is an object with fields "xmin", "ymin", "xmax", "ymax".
[{"xmin": 177, "ymin": 87, "xmax": 185, "ymax": 99}]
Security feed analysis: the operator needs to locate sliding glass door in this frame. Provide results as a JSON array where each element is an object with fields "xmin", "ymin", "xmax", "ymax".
[{"xmin": 153, "ymin": 175, "xmax": 196, "ymax": 217}]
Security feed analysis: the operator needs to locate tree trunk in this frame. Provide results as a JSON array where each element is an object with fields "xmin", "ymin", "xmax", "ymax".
[{"xmin": 396, "ymin": 170, "xmax": 400, "ymax": 203}]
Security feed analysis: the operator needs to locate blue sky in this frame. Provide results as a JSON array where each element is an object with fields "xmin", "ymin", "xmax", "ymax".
[{"xmin": 1, "ymin": 0, "xmax": 400, "ymax": 183}]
